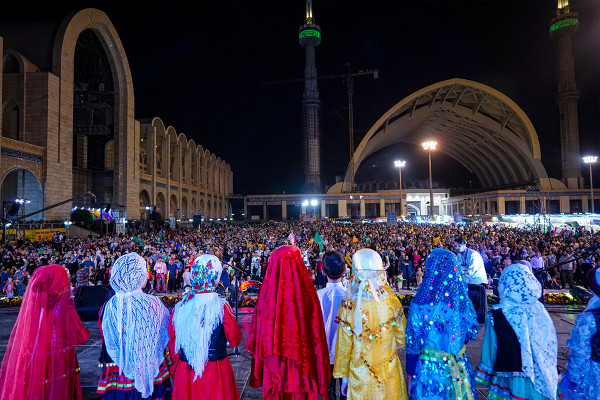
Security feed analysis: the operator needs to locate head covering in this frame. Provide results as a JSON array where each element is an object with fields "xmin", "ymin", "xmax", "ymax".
[
  {"xmin": 322, "ymin": 251, "xmax": 346, "ymax": 279},
  {"xmin": 496, "ymin": 263, "xmax": 558, "ymax": 399},
  {"xmin": 101, "ymin": 253, "xmax": 170, "ymax": 398},
  {"xmin": 0, "ymin": 265, "xmax": 90, "ymax": 400},
  {"xmin": 246, "ymin": 245, "xmax": 330, "ymax": 399},
  {"xmin": 346, "ymin": 248, "xmax": 391, "ymax": 335},
  {"xmin": 408, "ymin": 248, "xmax": 478, "ymax": 355},
  {"xmin": 585, "ymin": 266, "xmax": 600, "ymax": 311},
  {"xmin": 173, "ymin": 255, "xmax": 226, "ymax": 381}
]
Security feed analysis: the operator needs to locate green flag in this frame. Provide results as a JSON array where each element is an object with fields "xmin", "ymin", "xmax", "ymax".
[
  {"xmin": 314, "ymin": 232, "xmax": 324, "ymax": 251},
  {"xmin": 132, "ymin": 235, "xmax": 145, "ymax": 246}
]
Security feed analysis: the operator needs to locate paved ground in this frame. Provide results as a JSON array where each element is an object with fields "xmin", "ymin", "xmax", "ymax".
[{"xmin": 0, "ymin": 299, "xmax": 582, "ymax": 400}]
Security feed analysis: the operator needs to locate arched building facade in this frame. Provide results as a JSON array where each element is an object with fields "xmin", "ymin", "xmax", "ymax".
[{"xmin": 0, "ymin": 8, "xmax": 232, "ymax": 220}]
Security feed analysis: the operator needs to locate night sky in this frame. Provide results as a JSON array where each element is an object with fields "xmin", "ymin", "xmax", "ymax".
[{"xmin": 2, "ymin": 0, "xmax": 599, "ymax": 194}]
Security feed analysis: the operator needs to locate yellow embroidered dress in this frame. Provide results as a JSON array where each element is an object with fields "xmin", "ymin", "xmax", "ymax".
[{"xmin": 332, "ymin": 249, "xmax": 409, "ymax": 400}]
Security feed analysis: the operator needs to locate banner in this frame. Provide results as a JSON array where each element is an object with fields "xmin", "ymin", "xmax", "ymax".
[{"xmin": 0, "ymin": 228, "xmax": 66, "ymax": 242}]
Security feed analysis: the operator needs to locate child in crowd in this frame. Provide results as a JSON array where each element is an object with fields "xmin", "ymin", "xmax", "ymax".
[
  {"xmin": 475, "ymin": 263, "xmax": 558, "ymax": 400},
  {"xmin": 3, "ymin": 277, "xmax": 14, "ymax": 297},
  {"xmin": 414, "ymin": 267, "xmax": 423, "ymax": 287}
]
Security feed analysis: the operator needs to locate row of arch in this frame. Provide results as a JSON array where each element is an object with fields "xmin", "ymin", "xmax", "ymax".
[
  {"xmin": 140, "ymin": 117, "xmax": 232, "ymax": 198},
  {"xmin": 139, "ymin": 189, "xmax": 225, "ymax": 219}
]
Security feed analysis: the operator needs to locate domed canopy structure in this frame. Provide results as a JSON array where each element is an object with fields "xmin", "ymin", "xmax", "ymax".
[{"xmin": 344, "ymin": 78, "xmax": 565, "ymax": 191}]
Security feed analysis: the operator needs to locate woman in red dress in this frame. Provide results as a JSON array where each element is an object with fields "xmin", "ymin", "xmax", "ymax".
[
  {"xmin": 0, "ymin": 264, "xmax": 90, "ymax": 400},
  {"xmin": 168, "ymin": 254, "xmax": 242, "ymax": 400},
  {"xmin": 246, "ymin": 245, "xmax": 331, "ymax": 400}
]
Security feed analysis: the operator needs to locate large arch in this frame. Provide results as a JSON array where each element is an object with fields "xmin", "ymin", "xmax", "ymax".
[
  {"xmin": 156, "ymin": 192, "xmax": 166, "ymax": 217},
  {"xmin": 53, "ymin": 8, "xmax": 138, "ymax": 218},
  {"xmin": 343, "ymin": 78, "xmax": 564, "ymax": 191},
  {"xmin": 1, "ymin": 169, "xmax": 43, "ymax": 221},
  {"xmin": 181, "ymin": 196, "xmax": 188, "ymax": 219},
  {"xmin": 139, "ymin": 189, "xmax": 150, "ymax": 218},
  {"xmin": 169, "ymin": 194, "xmax": 178, "ymax": 218}
]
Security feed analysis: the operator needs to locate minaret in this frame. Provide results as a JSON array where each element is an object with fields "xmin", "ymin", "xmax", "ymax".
[
  {"xmin": 550, "ymin": 0, "xmax": 583, "ymax": 189},
  {"xmin": 299, "ymin": 0, "xmax": 322, "ymax": 193}
]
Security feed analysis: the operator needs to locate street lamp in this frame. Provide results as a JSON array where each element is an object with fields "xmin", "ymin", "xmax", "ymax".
[
  {"xmin": 310, "ymin": 199, "xmax": 318, "ymax": 218},
  {"xmin": 394, "ymin": 160, "xmax": 406, "ymax": 217},
  {"xmin": 583, "ymin": 156, "xmax": 598, "ymax": 213},
  {"xmin": 421, "ymin": 141, "xmax": 437, "ymax": 219}
]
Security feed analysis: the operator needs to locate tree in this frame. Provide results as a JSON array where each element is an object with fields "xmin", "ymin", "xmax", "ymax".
[{"xmin": 70, "ymin": 209, "xmax": 93, "ymax": 228}]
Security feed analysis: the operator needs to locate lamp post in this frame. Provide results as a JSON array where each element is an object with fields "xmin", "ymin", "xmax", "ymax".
[
  {"xmin": 421, "ymin": 141, "xmax": 437, "ymax": 219},
  {"xmin": 310, "ymin": 199, "xmax": 318, "ymax": 218},
  {"xmin": 394, "ymin": 160, "xmax": 406, "ymax": 217},
  {"xmin": 583, "ymin": 156, "xmax": 598, "ymax": 213}
]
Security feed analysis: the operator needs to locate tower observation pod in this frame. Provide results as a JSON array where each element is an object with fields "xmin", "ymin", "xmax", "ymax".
[
  {"xmin": 550, "ymin": 0, "xmax": 583, "ymax": 189},
  {"xmin": 299, "ymin": 0, "xmax": 322, "ymax": 193}
]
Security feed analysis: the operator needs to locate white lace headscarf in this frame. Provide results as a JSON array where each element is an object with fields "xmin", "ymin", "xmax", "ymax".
[
  {"xmin": 173, "ymin": 254, "xmax": 226, "ymax": 381},
  {"xmin": 496, "ymin": 263, "xmax": 558, "ymax": 399},
  {"xmin": 101, "ymin": 252, "xmax": 170, "ymax": 398},
  {"xmin": 345, "ymin": 248, "xmax": 391, "ymax": 336}
]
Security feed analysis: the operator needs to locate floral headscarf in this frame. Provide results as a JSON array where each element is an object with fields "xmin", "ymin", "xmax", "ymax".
[
  {"xmin": 182, "ymin": 254, "xmax": 223, "ymax": 303},
  {"xmin": 173, "ymin": 254, "xmax": 226, "ymax": 380}
]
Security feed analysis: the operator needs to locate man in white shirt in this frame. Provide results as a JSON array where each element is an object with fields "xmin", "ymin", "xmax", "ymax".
[
  {"xmin": 317, "ymin": 251, "xmax": 347, "ymax": 400},
  {"xmin": 454, "ymin": 237, "xmax": 488, "ymax": 323}
]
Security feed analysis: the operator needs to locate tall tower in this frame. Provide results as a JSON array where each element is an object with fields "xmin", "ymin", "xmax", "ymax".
[
  {"xmin": 550, "ymin": 0, "xmax": 583, "ymax": 189},
  {"xmin": 299, "ymin": 0, "xmax": 322, "ymax": 193}
]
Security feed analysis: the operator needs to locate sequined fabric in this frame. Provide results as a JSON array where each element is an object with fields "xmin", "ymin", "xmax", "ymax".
[
  {"xmin": 333, "ymin": 295, "xmax": 408, "ymax": 400},
  {"xmin": 406, "ymin": 248, "xmax": 478, "ymax": 399},
  {"xmin": 562, "ymin": 310, "xmax": 600, "ymax": 399}
]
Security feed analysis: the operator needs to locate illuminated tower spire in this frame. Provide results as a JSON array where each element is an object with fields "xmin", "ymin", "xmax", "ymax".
[
  {"xmin": 550, "ymin": 0, "xmax": 583, "ymax": 188},
  {"xmin": 299, "ymin": 0, "xmax": 322, "ymax": 193}
]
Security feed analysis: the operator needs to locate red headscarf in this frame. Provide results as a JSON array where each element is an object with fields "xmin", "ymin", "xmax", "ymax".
[
  {"xmin": 246, "ymin": 246, "xmax": 330, "ymax": 398},
  {"xmin": 0, "ymin": 264, "xmax": 90, "ymax": 400}
]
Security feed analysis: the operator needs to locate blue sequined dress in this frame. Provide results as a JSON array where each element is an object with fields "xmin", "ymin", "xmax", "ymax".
[
  {"xmin": 406, "ymin": 248, "xmax": 479, "ymax": 400},
  {"xmin": 559, "ymin": 309, "xmax": 600, "ymax": 399}
]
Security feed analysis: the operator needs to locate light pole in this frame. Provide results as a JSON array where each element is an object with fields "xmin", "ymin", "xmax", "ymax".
[
  {"xmin": 421, "ymin": 141, "xmax": 437, "ymax": 219},
  {"xmin": 394, "ymin": 160, "xmax": 406, "ymax": 217},
  {"xmin": 583, "ymin": 156, "xmax": 598, "ymax": 213}
]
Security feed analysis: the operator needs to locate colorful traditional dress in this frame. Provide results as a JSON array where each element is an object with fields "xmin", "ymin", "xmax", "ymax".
[
  {"xmin": 559, "ymin": 266, "xmax": 600, "ymax": 399},
  {"xmin": 167, "ymin": 254, "xmax": 242, "ymax": 400},
  {"xmin": 475, "ymin": 263, "xmax": 557, "ymax": 400},
  {"xmin": 333, "ymin": 249, "xmax": 408, "ymax": 400},
  {"xmin": 406, "ymin": 248, "xmax": 479, "ymax": 400},
  {"xmin": 96, "ymin": 253, "xmax": 172, "ymax": 400},
  {"xmin": 247, "ymin": 245, "xmax": 331, "ymax": 400},
  {"xmin": 0, "ymin": 264, "xmax": 90, "ymax": 400}
]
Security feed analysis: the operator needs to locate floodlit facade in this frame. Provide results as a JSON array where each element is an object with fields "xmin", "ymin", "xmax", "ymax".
[{"xmin": 0, "ymin": 8, "xmax": 232, "ymax": 221}]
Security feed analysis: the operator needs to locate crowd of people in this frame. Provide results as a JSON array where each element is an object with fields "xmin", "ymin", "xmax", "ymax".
[
  {"xmin": 0, "ymin": 221, "xmax": 598, "ymax": 299},
  {"xmin": 0, "ymin": 221, "xmax": 600, "ymax": 399}
]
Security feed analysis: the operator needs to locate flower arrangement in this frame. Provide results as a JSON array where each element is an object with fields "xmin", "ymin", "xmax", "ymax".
[
  {"xmin": 544, "ymin": 292, "xmax": 579, "ymax": 305},
  {"xmin": 0, "ymin": 296, "xmax": 23, "ymax": 307},
  {"xmin": 240, "ymin": 296, "xmax": 258, "ymax": 307},
  {"xmin": 397, "ymin": 294, "xmax": 414, "ymax": 307},
  {"xmin": 160, "ymin": 295, "xmax": 182, "ymax": 307}
]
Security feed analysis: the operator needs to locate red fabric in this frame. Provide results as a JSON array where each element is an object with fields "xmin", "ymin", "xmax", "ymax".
[
  {"xmin": 168, "ymin": 303, "xmax": 242, "ymax": 400},
  {"xmin": 246, "ymin": 245, "xmax": 331, "ymax": 399},
  {"xmin": 0, "ymin": 264, "xmax": 90, "ymax": 400}
]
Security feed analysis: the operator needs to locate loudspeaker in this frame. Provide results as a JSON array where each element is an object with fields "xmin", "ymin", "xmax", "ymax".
[
  {"xmin": 74, "ymin": 285, "xmax": 114, "ymax": 321},
  {"xmin": 7, "ymin": 203, "xmax": 20, "ymax": 216}
]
